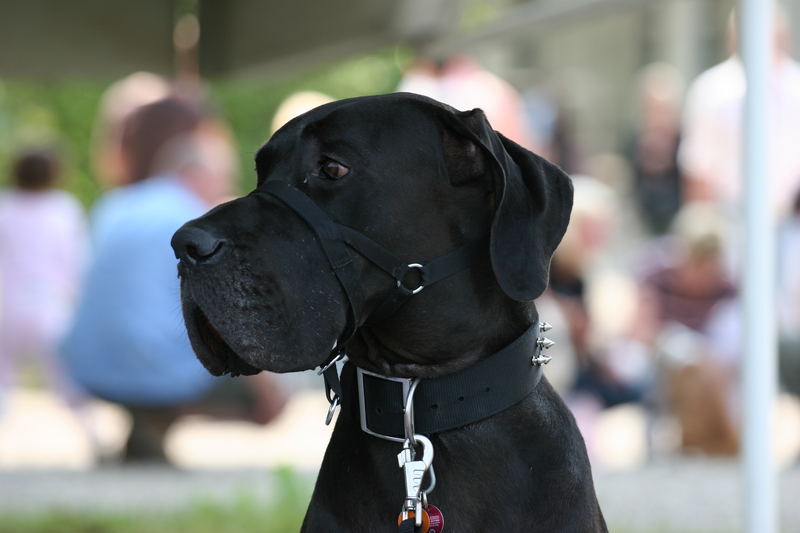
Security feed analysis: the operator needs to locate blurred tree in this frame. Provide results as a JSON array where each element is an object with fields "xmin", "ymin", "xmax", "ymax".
[
  {"xmin": 0, "ymin": 82, "xmax": 104, "ymax": 207},
  {"xmin": 0, "ymin": 49, "xmax": 407, "ymax": 206}
]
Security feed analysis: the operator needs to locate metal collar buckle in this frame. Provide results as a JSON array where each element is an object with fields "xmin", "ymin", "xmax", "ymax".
[{"xmin": 356, "ymin": 367, "xmax": 414, "ymax": 443}]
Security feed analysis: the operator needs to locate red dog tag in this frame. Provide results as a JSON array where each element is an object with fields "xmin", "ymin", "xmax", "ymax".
[{"xmin": 425, "ymin": 504, "xmax": 444, "ymax": 533}]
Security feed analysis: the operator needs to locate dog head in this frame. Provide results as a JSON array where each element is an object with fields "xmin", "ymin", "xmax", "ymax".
[{"xmin": 172, "ymin": 93, "xmax": 572, "ymax": 376}]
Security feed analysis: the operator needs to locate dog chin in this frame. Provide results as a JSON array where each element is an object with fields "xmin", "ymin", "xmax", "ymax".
[
  {"xmin": 183, "ymin": 298, "xmax": 333, "ymax": 376},
  {"xmin": 184, "ymin": 302, "xmax": 262, "ymax": 377}
]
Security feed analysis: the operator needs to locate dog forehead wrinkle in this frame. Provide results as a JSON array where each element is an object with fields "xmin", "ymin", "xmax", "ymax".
[
  {"xmin": 256, "ymin": 131, "xmax": 316, "ymax": 183},
  {"xmin": 314, "ymin": 100, "xmax": 433, "ymax": 139}
]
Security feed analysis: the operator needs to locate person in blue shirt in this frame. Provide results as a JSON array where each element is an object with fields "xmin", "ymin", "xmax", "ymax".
[{"xmin": 61, "ymin": 96, "xmax": 287, "ymax": 462}]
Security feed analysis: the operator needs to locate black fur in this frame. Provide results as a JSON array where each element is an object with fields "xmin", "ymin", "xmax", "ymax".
[{"xmin": 172, "ymin": 93, "xmax": 606, "ymax": 532}]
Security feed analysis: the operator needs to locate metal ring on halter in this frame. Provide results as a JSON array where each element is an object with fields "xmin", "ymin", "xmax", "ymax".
[
  {"xmin": 403, "ymin": 377, "xmax": 422, "ymax": 442},
  {"xmin": 397, "ymin": 263, "xmax": 425, "ymax": 295}
]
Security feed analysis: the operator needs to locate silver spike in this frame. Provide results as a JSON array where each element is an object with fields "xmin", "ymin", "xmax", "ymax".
[
  {"xmin": 540, "ymin": 321, "xmax": 552, "ymax": 332},
  {"xmin": 537, "ymin": 337, "xmax": 555, "ymax": 350},
  {"xmin": 532, "ymin": 354, "xmax": 552, "ymax": 366}
]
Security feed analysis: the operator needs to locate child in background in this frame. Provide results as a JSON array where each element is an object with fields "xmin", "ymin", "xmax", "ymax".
[{"xmin": 0, "ymin": 148, "xmax": 96, "ymax": 445}]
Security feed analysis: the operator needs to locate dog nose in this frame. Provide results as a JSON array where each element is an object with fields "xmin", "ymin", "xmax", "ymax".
[{"xmin": 171, "ymin": 226, "xmax": 227, "ymax": 265}]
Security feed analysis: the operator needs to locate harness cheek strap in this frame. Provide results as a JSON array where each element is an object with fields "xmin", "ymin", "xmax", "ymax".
[
  {"xmin": 340, "ymin": 227, "xmax": 489, "ymax": 324},
  {"xmin": 261, "ymin": 180, "xmax": 365, "ymax": 341},
  {"xmin": 261, "ymin": 180, "xmax": 488, "ymax": 335}
]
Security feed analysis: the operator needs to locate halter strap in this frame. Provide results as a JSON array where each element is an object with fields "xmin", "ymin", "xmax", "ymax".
[
  {"xmin": 259, "ymin": 180, "xmax": 487, "ymax": 343},
  {"xmin": 260, "ymin": 180, "xmax": 365, "ymax": 343}
]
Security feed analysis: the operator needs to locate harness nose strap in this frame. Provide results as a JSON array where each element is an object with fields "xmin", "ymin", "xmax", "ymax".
[{"xmin": 261, "ymin": 180, "xmax": 365, "ymax": 343}]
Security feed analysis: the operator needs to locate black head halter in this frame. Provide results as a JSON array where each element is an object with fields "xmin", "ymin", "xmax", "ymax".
[
  {"xmin": 254, "ymin": 180, "xmax": 554, "ymax": 445},
  {"xmin": 258, "ymin": 179, "xmax": 487, "ymax": 350},
  {"xmin": 255, "ymin": 180, "xmax": 488, "ymax": 420}
]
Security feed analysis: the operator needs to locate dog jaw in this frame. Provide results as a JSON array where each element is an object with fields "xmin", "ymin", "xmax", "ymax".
[
  {"xmin": 178, "ymin": 259, "xmax": 346, "ymax": 376},
  {"xmin": 182, "ymin": 300, "xmax": 262, "ymax": 376}
]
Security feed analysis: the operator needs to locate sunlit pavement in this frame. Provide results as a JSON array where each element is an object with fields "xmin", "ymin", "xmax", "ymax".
[
  {"xmin": 0, "ymin": 386, "xmax": 335, "ymax": 470},
  {"xmin": 2, "ymin": 387, "xmax": 800, "ymax": 531}
]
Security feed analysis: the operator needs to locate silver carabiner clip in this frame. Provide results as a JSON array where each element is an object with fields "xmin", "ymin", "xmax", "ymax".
[
  {"xmin": 397, "ymin": 434, "xmax": 434, "ymax": 527},
  {"xmin": 318, "ymin": 345, "xmax": 347, "ymax": 425},
  {"xmin": 398, "ymin": 378, "xmax": 436, "ymax": 528},
  {"xmin": 403, "ymin": 377, "xmax": 421, "ymax": 442},
  {"xmin": 316, "ymin": 347, "xmax": 347, "ymax": 375},
  {"xmin": 325, "ymin": 396, "xmax": 340, "ymax": 425},
  {"xmin": 422, "ymin": 463, "xmax": 436, "ymax": 496}
]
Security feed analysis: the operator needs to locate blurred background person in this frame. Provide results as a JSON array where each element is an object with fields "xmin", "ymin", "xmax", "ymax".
[
  {"xmin": 270, "ymin": 91, "xmax": 334, "ymax": 134},
  {"xmin": 398, "ymin": 54, "xmax": 536, "ymax": 150},
  {"xmin": 679, "ymin": 6, "xmax": 800, "ymax": 217},
  {"xmin": 548, "ymin": 175, "xmax": 643, "ymax": 453},
  {"xmin": 0, "ymin": 147, "xmax": 99, "ymax": 447},
  {"xmin": 627, "ymin": 62, "xmax": 685, "ymax": 236},
  {"xmin": 60, "ymin": 96, "xmax": 287, "ymax": 463},
  {"xmin": 625, "ymin": 204, "xmax": 739, "ymax": 455},
  {"xmin": 90, "ymin": 72, "xmax": 171, "ymax": 190},
  {"xmin": 522, "ymin": 80, "xmax": 585, "ymax": 176},
  {"xmin": 778, "ymin": 190, "xmax": 800, "ymax": 400}
]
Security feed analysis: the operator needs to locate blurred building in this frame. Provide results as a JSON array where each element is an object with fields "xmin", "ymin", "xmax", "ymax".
[{"xmin": 4, "ymin": 0, "xmax": 791, "ymax": 164}]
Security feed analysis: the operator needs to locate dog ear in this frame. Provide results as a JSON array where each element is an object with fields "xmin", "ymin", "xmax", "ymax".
[{"xmin": 443, "ymin": 108, "xmax": 573, "ymax": 301}]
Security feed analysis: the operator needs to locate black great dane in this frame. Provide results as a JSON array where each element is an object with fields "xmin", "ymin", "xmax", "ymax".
[{"xmin": 172, "ymin": 93, "xmax": 607, "ymax": 532}]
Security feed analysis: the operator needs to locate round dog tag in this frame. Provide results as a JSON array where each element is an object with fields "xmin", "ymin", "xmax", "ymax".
[
  {"xmin": 425, "ymin": 504, "xmax": 444, "ymax": 533},
  {"xmin": 397, "ymin": 509, "xmax": 430, "ymax": 531}
]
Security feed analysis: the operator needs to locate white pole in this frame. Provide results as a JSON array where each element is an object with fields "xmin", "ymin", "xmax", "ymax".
[{"xmin": 739, "ymin": 0, "xmax": 777, "ymax": 532}]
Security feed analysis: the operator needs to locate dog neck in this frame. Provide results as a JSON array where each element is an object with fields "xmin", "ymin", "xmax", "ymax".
[
  {"xmin": 348, "ymin": 263, "xmax": 538, "ymax": 380},
  {"xmin": 337, "ymin": 320, "xmax": 550, "ymax": 442}
]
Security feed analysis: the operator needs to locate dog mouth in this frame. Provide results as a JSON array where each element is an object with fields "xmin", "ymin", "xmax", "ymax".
[{"xmin": 187, "ymin": 303, "xmax": 261, "ymax": 377}]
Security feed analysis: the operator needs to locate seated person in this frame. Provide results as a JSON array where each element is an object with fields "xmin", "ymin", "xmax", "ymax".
[{"xmin": 61, "ymin": 96, "xmax": 287, "ymax": 463}]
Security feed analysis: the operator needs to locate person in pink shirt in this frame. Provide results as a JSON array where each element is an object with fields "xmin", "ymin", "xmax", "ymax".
[
  {"xmin": 398, "ymin": 55, "xmax": 536, "ymax": 151},
  {"xmin": 0, "ymin": 148, "xmax": 92, "ymax": 422},
  {"xmin": 679, "ymin": 8, "xmax": 800, "ymax": 217}
]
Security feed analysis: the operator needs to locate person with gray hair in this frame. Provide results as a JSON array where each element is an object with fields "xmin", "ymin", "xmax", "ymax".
[
  {"xmin": 627, "ymin": 204, "xmax": 740, "ymax": 455},
  {"xmin": 61, "ymin": 96, "xmax": 287, "ymax": 463}
]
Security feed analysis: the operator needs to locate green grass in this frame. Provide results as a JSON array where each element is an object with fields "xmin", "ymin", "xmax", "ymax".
[{"xmin": 0, "ymin": 468, "xmax": 312, "ymax": 533}]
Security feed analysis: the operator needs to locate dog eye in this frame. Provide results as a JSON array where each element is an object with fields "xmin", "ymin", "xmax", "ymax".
[{"xmin": 320, "ymin": 159, "xmax": 349, "ymax": 180}]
